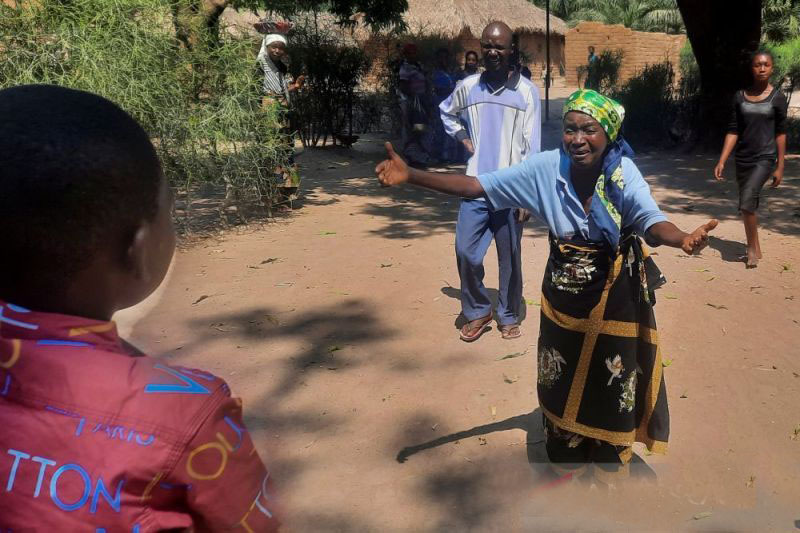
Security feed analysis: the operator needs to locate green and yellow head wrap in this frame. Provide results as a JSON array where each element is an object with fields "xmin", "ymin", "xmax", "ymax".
[{"xmin": 562, "ymin": 89, "xmax": 625, "ymax": 142}]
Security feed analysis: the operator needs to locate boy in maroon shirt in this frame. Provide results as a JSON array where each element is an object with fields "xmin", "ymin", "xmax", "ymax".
[{"xmin": 0, "ymin": 85, "xmax": 278, "ymax": 531}]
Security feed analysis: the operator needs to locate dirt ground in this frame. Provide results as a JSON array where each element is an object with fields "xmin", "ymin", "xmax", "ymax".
[{"xmin": 119, "ymin": 105, "xmax": 800, "ymax": 531}]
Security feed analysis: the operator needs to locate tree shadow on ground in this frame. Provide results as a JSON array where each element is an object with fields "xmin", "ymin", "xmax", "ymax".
[
  {"xmin": 394, "ymin": 409, "xmax": 657, "ymax": 529},
  {"xmin": 154, "ymin": 299, "xmax": 400, "ymax": 444},
  {"xmin": 636, "ymin": 153, "xmax": 800, "ymax": 239},
  {"xmin": 297, "ymin": 134, "xmax": 553, "ymax": 242}
]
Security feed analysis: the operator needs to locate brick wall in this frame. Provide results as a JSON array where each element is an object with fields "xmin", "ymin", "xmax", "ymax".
[{"xmin": 565, "ymin": 22, "xmax": 686, "ymax": 87}]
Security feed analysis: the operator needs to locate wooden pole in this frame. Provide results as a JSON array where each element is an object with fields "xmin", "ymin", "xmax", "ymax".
[{"xmin": 545, "ymin": 0, "xmax": 550, "ymax": 121}]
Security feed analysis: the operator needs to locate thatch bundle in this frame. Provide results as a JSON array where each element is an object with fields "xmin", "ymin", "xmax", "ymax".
[{"xmin": 402, "ymin": 0, "xmax": 567, "ymax": 38}]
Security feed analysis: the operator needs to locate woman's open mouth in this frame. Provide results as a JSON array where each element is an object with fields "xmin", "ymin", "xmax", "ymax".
[{"xmin": 571, "ymin": 150, "xmax": 590, "ymax": 162}]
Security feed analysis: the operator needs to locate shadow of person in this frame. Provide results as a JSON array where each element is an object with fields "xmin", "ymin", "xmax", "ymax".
[
  {"xmin": 708, "ymin": 235, "xmax": 746, "ymax": 263},
  {"xmin": 396, "ymin": 408, "xmax": 657, "ymax": 485},
  {"xmin": 396, "ymin": 409, "xmax": 545, "ymax": 464}
]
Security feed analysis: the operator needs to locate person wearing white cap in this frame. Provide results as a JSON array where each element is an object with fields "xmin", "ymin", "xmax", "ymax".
[{"xmin": 257, "ymin": 29, "xmax": 305, "ymax": 206}]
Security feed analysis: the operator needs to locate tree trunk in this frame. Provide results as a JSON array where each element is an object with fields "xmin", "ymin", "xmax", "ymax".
[{"xmin": 677, "ymin": 0, "xmax": 762, "ymax": 147}]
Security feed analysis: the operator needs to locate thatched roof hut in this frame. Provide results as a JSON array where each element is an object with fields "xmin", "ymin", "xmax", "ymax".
[{"xmin": 400, "ymin": 0, "xmax": 567, "ymax": 38}]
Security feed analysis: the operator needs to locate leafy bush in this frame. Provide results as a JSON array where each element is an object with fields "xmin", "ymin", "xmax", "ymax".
[
  {"xmin": 287, "ymin": 16, "xmax": 369, "ymax": 146},
  {"xmin": 0, "ymin": 0, "xmax": 287, "ymax": 210},
  {"xmin": 613, "ymin": 62, "xmax": 676, "ymax": 147},
  {"xmin": 770, "ymin": 37, "xmax": 800, "ymax": 101},
  {"xmin": 577, "ymin": 49, "xmax": 624, "ymax": 93}
]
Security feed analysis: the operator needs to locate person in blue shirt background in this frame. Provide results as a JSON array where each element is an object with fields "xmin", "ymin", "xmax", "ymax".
[{"xmin": 430, "ymin": 47, "xmax": 458, "ymax": 164}]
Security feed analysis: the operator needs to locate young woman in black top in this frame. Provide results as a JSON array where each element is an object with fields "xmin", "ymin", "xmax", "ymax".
[{"xmin": 714, "ymin": 50, "xmax": 788, "ymax": 268}]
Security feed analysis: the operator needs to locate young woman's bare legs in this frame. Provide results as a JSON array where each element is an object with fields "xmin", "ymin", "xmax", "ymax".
[{"xmin": 742, "ymin": 209, "xmax": 762, "ymax": 267}]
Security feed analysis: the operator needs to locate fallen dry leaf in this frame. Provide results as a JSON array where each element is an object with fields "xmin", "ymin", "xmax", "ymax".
[
  {"xmin": 680, "ymin": 391, "xmax": 688, "ymax": 398},
  {"xmin": 791, "ymin": 425, "xmax": 800, "ymax": 441},
  {"xmin": 380, "ymin": 263, "xmax": 393, "ymax": 268},
  {"xmin": 662, "ymin": 359, "xmax": 673, "ymax": 367},
  {"xmin": 692, "ymin": 511, "xmax": 713, "ymax": 520},
  {"xmin": 261, "ymin": 257, "xmax": 280, "ymax": 264},
  {"xmin": 478, "ymin": 437, "xmax": 488, "ymax": 446},
  {"xmin": 496, "ymin": 350, "xmax": 528, "ymax": 361},
  {"xmin": 664, "ymin": 294, "xmax": 679, "ymax": 300},
  {"xmin": 490, "ymin": 406, "xmax": 497, "ymax": 417},
  {"xmin": 503, "ymin": 374, "xmax": 519, "ymax": 384},
  {"xmin": 319, "ymin": 231, "xmax": 337, "ymax": 236},
  {"xmin": 746, "ymin": 475, "xmax": 755, "ymax": 488},
  {"xmin": 706, "ymin": 276, "xmax": 715, "ymax": 282},
  {"xmin": 706, "ymin": 303, "xmax": 728, "ymax": 310},
  {"xmin": 327, "ymin": 345, "xmax": 342, "ymax": 353}
]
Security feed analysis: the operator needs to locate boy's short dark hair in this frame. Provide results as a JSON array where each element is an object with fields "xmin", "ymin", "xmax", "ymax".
[
  {"xmin": 0, "ymin": 84, "xmax": 163, "ymax": 296},
  {"xmin": 465, "ymin": 50, "xmax": 478, "ymax": 60}
]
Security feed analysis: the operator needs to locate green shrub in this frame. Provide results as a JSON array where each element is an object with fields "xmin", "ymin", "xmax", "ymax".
[
  {"xmin": 577, "ymin": 49, "xmax": 624, "ymax": 93},
  {"xmin": 613, "ymin": 62, "xmax": 676, "ymax": 147},
  {"xmin": 287, "ymin": 16, "xmax": 369, "ymax": 146},
  {"xmin": 771, "ymin": 37, "xmax": 800, "ymax": 100},
  {"xmin": 0, "ymin": 0, "xmax": 287, "ymax": 209}
]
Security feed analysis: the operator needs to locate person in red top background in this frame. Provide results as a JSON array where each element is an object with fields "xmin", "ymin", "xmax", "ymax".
[{"xmin": 0, "ymin": 85, "xmax": 279, "ymax": 531}]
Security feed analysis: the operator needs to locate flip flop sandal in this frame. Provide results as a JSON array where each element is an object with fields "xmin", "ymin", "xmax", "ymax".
[
  {"xmin": 500, "ymin": 324, "xmax": 522, "ymax": 340},
  {"xmin": 459, "ymin": 314, "xmax": 493, "ymax": 342}
]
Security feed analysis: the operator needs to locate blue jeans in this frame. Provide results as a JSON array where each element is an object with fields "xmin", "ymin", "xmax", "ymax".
[{"xmin": 455, "ymin": 199, "xmax": 523, "ymax": 326}]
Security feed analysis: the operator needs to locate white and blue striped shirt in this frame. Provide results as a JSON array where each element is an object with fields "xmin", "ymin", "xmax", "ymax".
[{"xmin": 439, "ymin": 72, "xmax": 541, "ymax": 189}]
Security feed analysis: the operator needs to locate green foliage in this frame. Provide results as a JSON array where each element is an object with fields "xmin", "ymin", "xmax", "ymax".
[
  {"xmin": 233, "ymin": 0, "xmax": 409, "ymax": 32},
  {"xmin": 531, "ymin": 0, "xmax": 684, "ymax": 34},
  {"xmin": 0, "ymin": 0, "xmax": 287, "ymax": 207},
  {"xmin": 762, "ymin": 0, "xmax": 800, "ymax": 44},
  {"xmin": 577, "ymin": 49, "xmax": 624, "ymax": 92},
  {"xmin": 770, "ymin": 37, "xmax": 800, "ymax": 93},
  {"xmin": 612, "ymin": 62, "xmax": 676, "ymax": 146},
  {"xmin": 287, "ymin": 15, "xmax": 370, "ymax": 146}
]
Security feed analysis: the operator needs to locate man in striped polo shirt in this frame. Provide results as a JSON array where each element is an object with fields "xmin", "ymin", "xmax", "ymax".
[{"xmin": 439, "ymin": 21, "xmax": 541, "ymax": 342}]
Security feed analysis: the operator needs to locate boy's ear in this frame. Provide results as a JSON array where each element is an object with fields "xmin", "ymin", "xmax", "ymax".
[{"xmin": 125, "ymin": 224, "xmax": 151, "ymax": 282}]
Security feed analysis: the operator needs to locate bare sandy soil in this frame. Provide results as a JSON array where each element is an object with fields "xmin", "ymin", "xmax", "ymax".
[{"xmin": 120, "ymin": 114, "xmax": 800, "ymax": 531}]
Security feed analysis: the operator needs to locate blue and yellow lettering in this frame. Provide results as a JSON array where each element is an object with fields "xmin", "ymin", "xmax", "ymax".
[
  {"xmin": 6, "ymin": 449, "xmax": 30, "ymax": 492},
  {"xmin": 1, "ymin": 374, "xmax": 10, "ymax": 397},
  {"xmin": 90, "ymin": 477, "xmax": 124, "ymax": 514},
  {"xmin": 36, "ymin": 340, "xmax": 92, "ymax": 347},
  {"xmin": 144, "ymin": 364, "xmax": 210, "ymax": 395},
  {"xmin": 50, "ymin": 464, "xmax": 91, "ymax": 511},
  {"xmin": 0, "ymin": 306, "xmax": 38, "ymax": 330},
  {"xmin": 75, "ymin": 418, "xmax": 86, "ymax": 436},
  {"xmin": 254, "ymin": 473, "xmax": 273, "ymax": 518},
  {"xmin": 134, "ymin": 434, "xmax": 155, "ymax": 446},
  {"xmin": 31, "ymin": 456, "xmax": 56, "ymax": 497},
  {"xmin": 6, "ymin": 303, "xmax": 30, "ymax": 313},
  {"xmin": 177, "ymin": 368, "xmax": 215, "ymax": 381},
  {"xmin": 223, "ymin": 416, "xmax": 245, "ymax": 451}
]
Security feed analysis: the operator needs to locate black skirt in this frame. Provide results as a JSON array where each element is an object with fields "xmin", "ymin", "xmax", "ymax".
[
  {"xmin": 735, "ymin": 159, "xmax": 774, "ymax": 212},
  {"xmin": 537, "ymin": 233, "xmax": 670, "ymax": 453}
]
